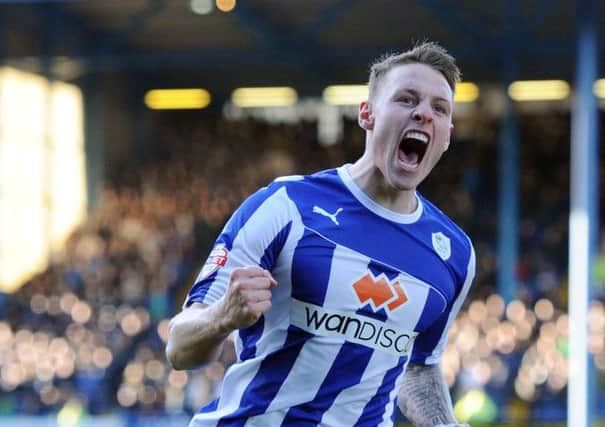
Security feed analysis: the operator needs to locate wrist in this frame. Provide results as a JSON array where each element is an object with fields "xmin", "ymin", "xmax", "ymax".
[{"xmin": 212, "ymin": 297, "xmax": 238, "ymax": 335}]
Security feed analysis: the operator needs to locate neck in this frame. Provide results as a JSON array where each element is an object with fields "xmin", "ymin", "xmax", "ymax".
[{"xmin": 347, "ymin": 161, "xmax": 418, "ymax": 214}]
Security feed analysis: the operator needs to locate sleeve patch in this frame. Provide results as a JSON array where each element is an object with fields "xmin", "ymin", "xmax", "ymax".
[{"xmin": 197, "ymin": 244, "xmax": 229, "ymax": 282}]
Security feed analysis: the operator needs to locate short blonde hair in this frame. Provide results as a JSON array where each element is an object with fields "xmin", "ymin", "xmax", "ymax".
[{"xmin": 368, "ymin": 41, "xmax": 461, "ymax": 101}]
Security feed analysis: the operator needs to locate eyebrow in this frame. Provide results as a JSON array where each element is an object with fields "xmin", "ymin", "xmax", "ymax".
[{"xmin": 395, "ymin": 88, "xmax": 451, "ymax": 105}]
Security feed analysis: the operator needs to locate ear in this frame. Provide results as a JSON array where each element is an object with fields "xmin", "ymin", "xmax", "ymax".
[
  {"xmin": 444, "ymin": 123, "xmax": 454, "ymax": 151},
  {"xmin": 358, "ymin": 101, "xmax": 374, "ymax": 131}
]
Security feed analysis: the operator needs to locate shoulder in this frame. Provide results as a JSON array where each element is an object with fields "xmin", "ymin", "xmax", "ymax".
[
  {"xmin": 419, "ymin": 195, "xmax": 471, "ymax": 243},
  {"xmin": 270, "ymin": 168, "xmax": 340, "ymax": 186},
  {"xmin": 234, "ymin": 168, "xmax": 340, "ymax": 221},
  {"xmin": 418, "ymin": 194, "xmax": 474, "ymax": 264},
  {"xmin": 263, "ymin": 168, "xmax": 342, "ymax": 196}
]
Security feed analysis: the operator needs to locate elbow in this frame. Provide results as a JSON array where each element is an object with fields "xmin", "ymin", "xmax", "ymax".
[
  {"xmin": 165, "ymin": 332, "xmax": 216, "ymax": 371},
  {"xmin": 165, "ymin": 341, "xmax": 215, "ymax": 371},
  {"xmin": 165, "ymin": 341, "xmax": 184, "ymax": 370},
  {"xmin": 165, "ymin": 320, "xmax": 189, "ymax": 370},
  {"xmin": 164, "ymin": 305, "xmax": 223, "ymax": 370}
]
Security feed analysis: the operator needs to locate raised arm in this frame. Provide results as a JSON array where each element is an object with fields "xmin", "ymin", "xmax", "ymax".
[
  {"xmin": 166, "ymin": 266, "xmax": 276, "ymax": 370},
  {"xmin": 397, "ymin": 363, "xmax": 468, "ymax": 427}
]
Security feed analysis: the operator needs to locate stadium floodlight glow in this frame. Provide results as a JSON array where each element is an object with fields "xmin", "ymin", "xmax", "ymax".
[
  {"xmin": 508, "ymin": 80, "xmax": 570, "ymax": 101},
  {"xmin": 453, "ymin": 389, "xmax": 497, "ymax": 423},
  {"xmin": 323, "ymin": 85, "xmax": 368, "ymax": 106},
  {"xmin": 454, "ymin": 82, "xmax": 479, "ymax": 103},
  {"xmin": 231, "ymin": 87, "xmax": 298, "ymax": 108},
  {"xmin": 216, "ymin": 0, "xmax": 236, "ymax": 12},
  {"xmin": 323, "ymin": 82, "xmax": 479, "ymax": 106},
  {"xmin": 144, "ymin": 89, "xmax": 211, "ymax": 110},
  {"xmin": 190, "ymin": 0, "xmax": 213, "ymax": 15},
  {"xmin": 593, "ymin": 78, "xmax": 605, "ymax": 98}
]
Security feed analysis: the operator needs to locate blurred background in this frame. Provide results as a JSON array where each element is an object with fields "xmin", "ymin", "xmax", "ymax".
[{"xmin": 0, "ymin": 0, "xmax": 603, "ymax": 426}]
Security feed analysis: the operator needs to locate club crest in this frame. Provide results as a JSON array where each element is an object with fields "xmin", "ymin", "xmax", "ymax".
[{"xmin": 431, "ymin": 232, "xmax": 451, "ymax": 261}]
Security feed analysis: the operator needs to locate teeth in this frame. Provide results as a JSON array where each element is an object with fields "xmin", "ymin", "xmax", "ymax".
[{"xmin": 404, "ymin": 131, "xmax": 428, "ymax": 144}]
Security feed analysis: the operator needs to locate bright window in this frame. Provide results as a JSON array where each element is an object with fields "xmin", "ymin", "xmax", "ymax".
[{"xmin": 0, "ymin": 67, "xmax": 86, "ymax": 292}]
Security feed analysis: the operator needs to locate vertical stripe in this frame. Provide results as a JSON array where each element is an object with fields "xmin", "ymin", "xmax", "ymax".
[
  {"xmin": 319, "ymin": 350, "xmax": 400, "ymax": 427},
  {"xmin": 280, "ymin": 342, "xmax": 373, "ymax": 426},
  {"xmin": 416, "ymin": 245, "xmax": 476, "ymax": 364},
  {"xmin": 389, "ymin": 397, "xmax": 398, "ymax": 425},
  {"xmin": 243, "ymin": 409, "xmax": 288, "ymax": 427},
  {"xmin": 259, "ymin": 221, "xmax": 292, "ymax": 271},
  {"xmin": 198, "ymin": 398, "xmax": 219, "ymax": 414},
  {"xmin": 290, "ymin": 228, "xmax": 336, "ymax": 306},
  {"xmin": 353, "ymin": 357, "xmax": 406, "ymax": 426},
  {"xmin": 238, "ymin": 221, "xmax": 293, "ymax": 361},
  {"xmin": 238, "ymin": 317, "xmax": 264, "ymax": 362},
  {"xmin": 413, "ymin": 288, "xmax": 449, "ymax": 332},
  {"xmin": 216, "ymin": 326, "xmax": 313, "ymax": 427},
  {"xmin": 261, "ymin": 333, "xmax": 343, "ymax": 415}
]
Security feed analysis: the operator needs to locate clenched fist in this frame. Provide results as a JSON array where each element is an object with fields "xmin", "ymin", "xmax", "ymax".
[{"xmin": 217, "ymin": 266, "xmax": 277, "ymax": 329}]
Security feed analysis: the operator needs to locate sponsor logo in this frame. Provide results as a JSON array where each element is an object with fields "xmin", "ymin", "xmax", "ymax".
[
  {"xmin": 352, "ymin": 272, "xmax": 408, "ymax": 312},
  {"xmin": 199, "ymin": 244, "xmax": 229, "ymax": 280},
  {"xmin": 431, "ymin": 232, "xmax": 451, "ymax": 261},
  {"xmin": 312, "ymin": 205, "xmax": 343, "ymax": 225},
  {"xmin": 290, "ymin": 299, "xmax": 417, "ymax": 356}
]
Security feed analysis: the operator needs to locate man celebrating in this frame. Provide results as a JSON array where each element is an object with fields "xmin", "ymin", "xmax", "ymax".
[{"xmin": 166, "ymin": 41, "xmax": 474, "ymax": 427}]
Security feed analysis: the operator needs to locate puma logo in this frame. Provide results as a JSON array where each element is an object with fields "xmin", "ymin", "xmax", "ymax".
[{"xmin": 312, "ymin": 206, "xmax": 343, "ymax": 226}]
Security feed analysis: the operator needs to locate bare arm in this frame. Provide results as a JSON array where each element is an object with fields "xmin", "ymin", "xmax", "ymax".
[
  {"xmin": 398, "ymin": 363, "xmax": 467, "ymax": 427},
  {"xmin": 165, "ymin": 302, "xmax": 231, "ymax": 370},
  {"xmin": 166, "ymin": 266, "xmax": 277, "ymax": 370}
]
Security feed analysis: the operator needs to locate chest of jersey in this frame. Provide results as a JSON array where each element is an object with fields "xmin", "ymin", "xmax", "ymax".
[{"xmin": 284, "ymin": 201, "xmax": 457, "ymax": 341}]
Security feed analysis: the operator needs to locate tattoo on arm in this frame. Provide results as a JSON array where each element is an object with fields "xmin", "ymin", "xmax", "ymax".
[{"xmin": 397, "ymin": 363, "xmax": 457, "ymax": 427}]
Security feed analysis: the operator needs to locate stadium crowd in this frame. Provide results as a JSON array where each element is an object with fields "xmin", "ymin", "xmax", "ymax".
[{"xmin": 0, "ymin": 109, "xmax": 604, "ymax": 424}]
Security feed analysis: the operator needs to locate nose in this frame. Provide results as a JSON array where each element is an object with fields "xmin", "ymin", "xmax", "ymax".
[{"xmin": 411, "ymin": 102, "xmax": 433, "ymax": 123}]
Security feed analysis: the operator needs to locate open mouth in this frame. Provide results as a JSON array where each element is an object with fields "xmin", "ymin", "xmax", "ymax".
[{"xmin": 398, "ymin": 130, "xmax": 429, "ymax": 167}]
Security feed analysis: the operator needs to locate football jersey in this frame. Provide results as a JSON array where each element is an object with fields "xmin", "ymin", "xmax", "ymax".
[{"xmin": 184, "ymin": 165, "xmax": 475, "ymax": 427}]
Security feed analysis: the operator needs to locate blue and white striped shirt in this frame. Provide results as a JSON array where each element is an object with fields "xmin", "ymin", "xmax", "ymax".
[{"xmin": 185, "ymin": 165, "xmax": 475, "ymax": 427}]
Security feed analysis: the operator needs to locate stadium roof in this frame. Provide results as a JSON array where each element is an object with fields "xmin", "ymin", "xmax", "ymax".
[{"xmin": 0, "ymin": 0, "xmax": 602, "ymax": 98}]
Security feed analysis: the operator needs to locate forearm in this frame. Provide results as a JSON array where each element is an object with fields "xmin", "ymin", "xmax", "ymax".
[
  {"xmin": 165, "ymin": 302, "xmax": 233, "ymax": 370},
  {"xmin": 167, "ymin": 266, "xmax": 276, "ymax": 370},
  {"xmin": 397, "ymin": 363, "xmax": 457, "ymax": 427}
]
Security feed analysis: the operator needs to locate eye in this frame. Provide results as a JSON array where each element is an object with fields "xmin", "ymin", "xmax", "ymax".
[
  {"xmin": 399, "ymin": 96, "xmax": 416, "ymax": 106},
  {"xmin": 434, "ymin": 104, "xmax": 448, "ymax": 114}
]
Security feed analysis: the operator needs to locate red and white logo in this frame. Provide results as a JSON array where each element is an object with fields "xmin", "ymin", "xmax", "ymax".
[
  {"xmin": 199, "ymin": 244, "xmax": 229, "ymax": 280},
  {"xmin": 352, "ymin": 272, "xmax": 408, "ymax": 312}
]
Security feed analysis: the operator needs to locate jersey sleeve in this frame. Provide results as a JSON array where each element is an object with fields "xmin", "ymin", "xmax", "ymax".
[
  {"xmin": 410, "ymin": 242, "xmax": 476, "ymax": 365},
  {"xmin": 183, "ymin": 183, "xmax": 295, "ymax": 308}
]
